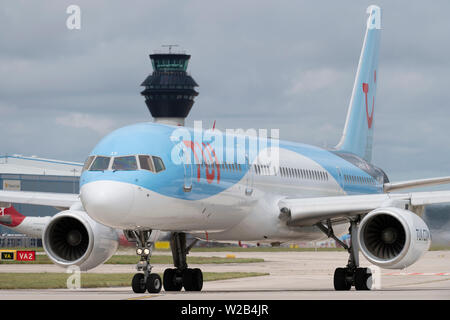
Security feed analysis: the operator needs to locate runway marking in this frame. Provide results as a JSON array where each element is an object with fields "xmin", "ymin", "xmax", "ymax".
[
  {"xmin": 126, "ymin": 294, "xmax": 161, "ymax": 300},
  {"xmin": 383, "ymin": 272, "xmax": 450, "ymax": 276}
]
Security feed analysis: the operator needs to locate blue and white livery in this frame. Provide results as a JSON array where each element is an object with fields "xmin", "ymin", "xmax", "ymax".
[{"xmin": 1, "ymin": 5, "xmax": 449, "ymax": 292}]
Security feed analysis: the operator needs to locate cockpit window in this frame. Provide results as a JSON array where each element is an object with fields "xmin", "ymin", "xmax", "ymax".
[
  {"xmin": 89, "ymin": 156, "xmax": 111, "ymax": 171},
  {"xmin": 138, "ymin": 155, "xmax": 155, "ymax": 172},
  {"xmin": 82, "ymin": 156, "xmax": 95, "ymax": 172},
  {"xmin": 152, "ymin": 156, "xmax": 165, "ymax": 172},
  {"xmin": 112, "ymin": 156, "xmax": 138, "ymax": 171}
]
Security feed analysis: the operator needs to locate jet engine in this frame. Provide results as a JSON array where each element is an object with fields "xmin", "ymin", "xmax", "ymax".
[
  {"xmin": 358, "ymin": 207, "xmax": 431, "ymax": 269},
  {"xmin": 43, "ymin": 210, "xmax": 119, "ymax": 271}
]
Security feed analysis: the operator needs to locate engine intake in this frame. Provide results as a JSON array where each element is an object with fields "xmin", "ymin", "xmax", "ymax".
[
  {"xmin": 43, "ymin": 210, "xmax": 119, "ymax": 271},
  {"xmin": 358, "ymin": 207, "xmax": 430, "ymax": 269},
  {"xmin": 362, "ymin": 214, "xmax": 406, "ymax": 260},
  {"xmin": 46, "ymin": 217, "xmax": 89, "ymax": 262}
]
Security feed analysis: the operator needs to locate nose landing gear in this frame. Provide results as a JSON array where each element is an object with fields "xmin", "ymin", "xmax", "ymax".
[
  {"xmin": 129, "ymin": 230, "xmax": 162, "ymax": 294},
  {"xmin": 127, "ymin": 230, "xmax": 203, "ymax": 293}
]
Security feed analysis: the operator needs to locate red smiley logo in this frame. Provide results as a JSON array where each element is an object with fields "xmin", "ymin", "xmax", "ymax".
[{"xmin": 362, "ymin": 70, "xmax": 376, "ymax": 129}]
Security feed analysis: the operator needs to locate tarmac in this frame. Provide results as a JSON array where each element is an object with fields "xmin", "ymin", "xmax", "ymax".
[{"xmin": 0, "ymin": 250, "xmax": 449, "ymax": 300}]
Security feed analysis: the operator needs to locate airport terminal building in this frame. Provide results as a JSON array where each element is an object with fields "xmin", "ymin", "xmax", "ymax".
[{"xmin": 0, "ymin": 155, "xmax": 82, "ymax": 240}]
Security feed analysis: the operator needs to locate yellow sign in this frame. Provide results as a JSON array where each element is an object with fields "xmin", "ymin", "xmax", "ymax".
[
  {"xmin": 0, "ymin": 250, "xmax": 16, "ymax": 260},
  {"xmin": 154, "ymin": 241, "xmax": 170, "ymax": 249},
  {"xmin": 3, "ymin": 180, "xmax": 21, "ymax": 191}
]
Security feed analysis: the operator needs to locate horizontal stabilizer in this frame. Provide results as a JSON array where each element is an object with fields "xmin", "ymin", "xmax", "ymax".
[{"xmin": 0, "ymin": 215, "xmax": 12, "ymax": 224}]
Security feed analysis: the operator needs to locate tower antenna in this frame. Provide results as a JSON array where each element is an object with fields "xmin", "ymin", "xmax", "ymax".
[{"xmin": 161, "ymin": 44, "xmax": 179, "ymax": 54}]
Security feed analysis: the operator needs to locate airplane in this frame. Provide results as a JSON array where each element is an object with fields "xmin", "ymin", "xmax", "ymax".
[
  {"xmin": 0, "ymin": 205, "xmax": 50, "ymax": 238},
  {"xmin": 1, "ymin": 5, "xmax": 450, "ymax": 294}
]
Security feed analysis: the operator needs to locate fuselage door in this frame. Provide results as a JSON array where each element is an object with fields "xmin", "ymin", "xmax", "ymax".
[
  {"xmin": 181, "ymin": 146, "xmax": 192, "ymax": 192},
  {"xmin": 336, "ymin": 166, "xmax": 345, "ymax": 194},
  {"xmin": 245, "ymin": 155, "xmax": 253, "ymax": 196}
]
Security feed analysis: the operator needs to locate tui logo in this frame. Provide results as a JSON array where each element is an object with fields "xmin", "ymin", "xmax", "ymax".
[
  {"xmin": 183, "ymin": 140, "xmax": 221, "ymax": 184},
  {"xmin": 362, "ymin": 70, "xmax": 376, "ymax": 129}
]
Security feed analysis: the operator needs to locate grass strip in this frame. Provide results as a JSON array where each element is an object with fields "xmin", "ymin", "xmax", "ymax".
[
  {"xmin": 0, "ymin": 255, "xmax": 264, "ymax": 265},
  {"xmin": 0, "ymin": 272, "xmax": 268, "ymax": 289}
]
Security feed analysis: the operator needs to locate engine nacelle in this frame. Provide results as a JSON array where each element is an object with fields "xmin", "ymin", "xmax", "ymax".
[
  {"xmin": 358, "ymin": 207, "xmax": 431, "ymax": 269},
  {"xmin": 43, "ymin": 210, "xmax": 119, "ymax": 271}
]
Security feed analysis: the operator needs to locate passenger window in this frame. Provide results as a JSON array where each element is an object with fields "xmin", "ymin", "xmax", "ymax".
[
  {"xmin": 89, "ymin": 156, "xmax": 111, "ymax": 171},
  {"xmin": 139, "ymin": 155, "xmax": 155, "ymax": 172},
  {"xmin": 82, "ymin": 156, "xmax": 95, "ymax": 172},
  {"xmin": 153, "ymin": 156, "xmax": 166, "ymax": 172},
  {"xmin": 112, "ymin": 156, "xmax": 138, "ymax": 171}
]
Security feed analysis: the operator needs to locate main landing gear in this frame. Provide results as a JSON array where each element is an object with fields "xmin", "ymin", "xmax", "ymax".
[
  {"xmin": 316, "ymin": 218, "xmax": 372, "ymax": 291},
  {"xmin": 129, "ymin": 230, "xmax": 203, "ymax": 293},
  {"xmin": 164, "ymin": 232, "xmax": 203, "ymax": 292}
]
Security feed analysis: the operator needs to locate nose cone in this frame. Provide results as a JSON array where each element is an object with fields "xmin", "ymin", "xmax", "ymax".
[{"xmin": 80, "ymin": 181, "xmax": 135, "ymax": 228}]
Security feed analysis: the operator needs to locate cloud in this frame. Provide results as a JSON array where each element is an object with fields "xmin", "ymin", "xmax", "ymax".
[
  {"xmin": 55, "ymin": 112, "xmax": 116, "ymax": 135},
  {"xmin": 0, "ymin": 1, "xmax": 449, "ymax": 180},
  {"xmin": 286, "ymin": 68, "xmax": 345, "ymax": 95}
]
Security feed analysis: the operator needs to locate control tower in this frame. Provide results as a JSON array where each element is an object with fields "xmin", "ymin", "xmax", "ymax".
[{"xmin": 141, "ymin": 47, "xmax": 199, "ymax": 126}]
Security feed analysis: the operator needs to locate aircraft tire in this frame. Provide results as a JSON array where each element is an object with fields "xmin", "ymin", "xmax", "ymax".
[
  {"xmin": 131, "ymin": 273, "xmax": 146, "ymax": 293},
  {"xmin": 333, "ymin": 268, "xmax": 351, "ymax": 291},
  {"xmin": 183, "ymin": 268, "xmax": 203, "ymax": 291},
  {"xmin": 146, "ymin": 273, "xmax": 162, "ymax": 293},
  {"xmin": 354, "ymin": 268, "xmax": 371, "ymax": 290},
  {"xmin": 163, "ymin": 268, "xmax": 183, "ymax": 291}
]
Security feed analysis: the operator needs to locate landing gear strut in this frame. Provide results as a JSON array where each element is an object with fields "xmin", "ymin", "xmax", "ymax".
[
  {"xmin": 316, "ymin": 219, "xmax": 372, "ymax": 291},
  {"xmin": 130, "ymin": 230, "xmax": 162, "ymax": 294},
  {"xmin": 163, "ymin": 232, "xmax": 203, "ymax": 292}
]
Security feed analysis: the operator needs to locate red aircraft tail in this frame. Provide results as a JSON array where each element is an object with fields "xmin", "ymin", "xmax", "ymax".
[{"xmin": 0, "ymin": 206, "xmax": 26, "ymax": 227}]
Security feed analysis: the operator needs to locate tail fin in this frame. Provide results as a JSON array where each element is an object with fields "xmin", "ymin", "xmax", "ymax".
[
  {"xmin": 335, "ymin": 5, "xmax": 381, "ymax": 162},
  {"xmin": 0, "ymin": 206, "xmax": 25, "ymax": 227}
]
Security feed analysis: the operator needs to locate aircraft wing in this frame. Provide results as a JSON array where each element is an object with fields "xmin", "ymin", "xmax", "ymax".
[
  {"xmin": 0, "ymin": 190, "xmax": 79, "ymax": 209},
  {"xmin": 278, "ymin": 190, "xmax": 450, "ymax": 227}
]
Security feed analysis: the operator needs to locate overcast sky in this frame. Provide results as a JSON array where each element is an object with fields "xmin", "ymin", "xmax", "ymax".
[{"xmin": 1, "ymin": 1, "xmax": 449, "ymax": 182}]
